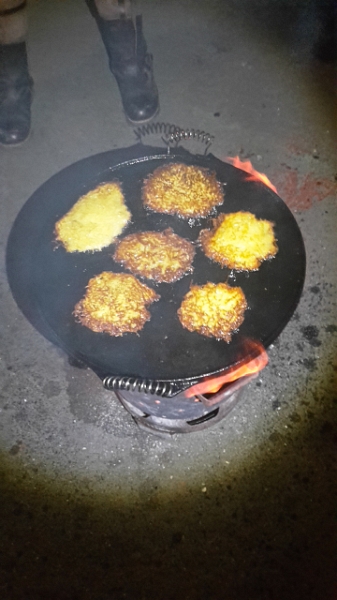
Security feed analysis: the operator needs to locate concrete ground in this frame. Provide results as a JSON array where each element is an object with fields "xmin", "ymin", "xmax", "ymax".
[{"xmin": 0, "ymin": 0, "xmax": 336, "ymax": 598}]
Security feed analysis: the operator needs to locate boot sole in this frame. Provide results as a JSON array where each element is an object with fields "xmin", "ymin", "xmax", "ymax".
[
  {"xmin": 0, "ymin": 126, "xmax": 31, "ymax": 147},
  {"xmin": 125, "ymin": 104, "xmax": 160, "ymax": 126}
]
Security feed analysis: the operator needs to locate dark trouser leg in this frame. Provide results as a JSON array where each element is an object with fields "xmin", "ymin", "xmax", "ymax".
[
  {"xmin": 0, "ymin": 0, "xmax": 33, "ymax": 145},
  {"xmin": 87, "ymin": 0, "xmax": 159, "ymax": 123}
]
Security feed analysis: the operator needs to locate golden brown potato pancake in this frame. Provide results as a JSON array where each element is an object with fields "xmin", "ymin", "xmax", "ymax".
[
  {"xmin": 142, "ymin": 162, "xmax": 224, "ymax": 219},
  {"xmin": 55, "ymin": 182, "xmax": 131, "ymax": 253},
  {"xmin": 73, "ymin": 272, "xmax": 159, "ymax": 336},
  {"xmin": 177, "ymin": 282, "xmax": 247, "ymax": 342},
  {"xmin": 113, "ymin": 228, "xmax": 195, "ymax": 283},
  {"xmin": 199, "ymin": 211, "xmax": 278, "ymax": 271}
]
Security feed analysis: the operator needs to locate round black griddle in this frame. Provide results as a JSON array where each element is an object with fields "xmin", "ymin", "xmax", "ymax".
[{"xmin": 6, "ymin": 144, "xmax": 306, "ymax": 395}]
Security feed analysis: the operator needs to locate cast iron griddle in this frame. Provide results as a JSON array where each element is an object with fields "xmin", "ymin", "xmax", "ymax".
[{"xmin": 6, "ymin": 144, "xmax": 306, "ymax": 389}]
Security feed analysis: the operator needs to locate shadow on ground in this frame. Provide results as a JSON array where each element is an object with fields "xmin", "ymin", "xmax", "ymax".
[{"xmin": 1, "ymin": 376, "xmax": 336, "ymax": 600}]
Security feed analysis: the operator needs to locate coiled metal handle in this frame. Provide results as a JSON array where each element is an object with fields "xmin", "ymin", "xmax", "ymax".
[
  {"xmin": 102, "ymin": 375, "xmax": 186, "ymax": 397},
  {"xmin": 133, "ymin": 121, "xmax": 214, "ymax": 154}
]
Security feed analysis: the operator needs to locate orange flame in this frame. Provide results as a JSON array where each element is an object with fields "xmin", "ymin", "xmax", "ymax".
[
  {"xmin": 226, "ymin": 156, "xmax": 277, "ymax": 194},
  {"xmin": 185, "ymin": 340, "xmax": 268, "ymax": 398}
]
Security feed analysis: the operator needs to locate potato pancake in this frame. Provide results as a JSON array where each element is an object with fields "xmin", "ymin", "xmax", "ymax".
[
  {"xmin": 142, "ymin": 163, "xmax": 224, "ymax": 219},
  {"xmin": 113, "ymin": 228, "xmax": 195, "ymax": 283},
  {"xmin": 55, "ymin": 182, "xmax": 131, "ymax": 253},
  {"xmin": 199, "ymin": 211, "xmax": 278, "ymax": 271},
  {"xmin": 178, "ymin": 282, "xmax": 247, "ymax": 342},
  {"xmin": 73, "ymin": 272, "xmax": 159, "ymax": 336}
]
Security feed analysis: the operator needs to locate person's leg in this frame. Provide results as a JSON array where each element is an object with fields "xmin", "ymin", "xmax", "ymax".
[
  {"xmin": 0, "ymin": 0, "xmax": 33, "ymax": 144},
  {"xmin": 87, "ymin": 0, "xmax": 159, "ymax": 123}
]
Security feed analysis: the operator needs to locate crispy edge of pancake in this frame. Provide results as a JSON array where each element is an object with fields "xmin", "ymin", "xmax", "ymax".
[
  {"xmin": 113, "ymin": 228, "xmax": 196, "ymax": 283},
  {"xmin": 199, "ymin": 211, "xmax": 278, "ymax": 271},
  {"xmin": 177, "ymin": 281, "xmax": 247, "ymax": 342},
  {"xmin": 142, "ymin": 162, "xmax": 224, "ymax": 219},
  {"xmin": 54, "ymin": 182, "xmax": 131, "ymax": 253},
  {"xmin": 73, "ymin": 272, "xmax": 160, "ymax": 336}
]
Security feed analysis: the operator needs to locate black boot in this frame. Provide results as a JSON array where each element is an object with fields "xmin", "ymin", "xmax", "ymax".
[
  {"xmin": 88, "ymin": 3, "xmax": 159, "ymax": 124},
  {"xmin": 0, "ymin": 42, "xmax": 33, "ymax": 145}
]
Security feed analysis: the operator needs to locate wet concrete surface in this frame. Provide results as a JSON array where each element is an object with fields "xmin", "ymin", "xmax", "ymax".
[{"xmin": 0, "ymin": 1, "xmax": 336, "ymax": 598}]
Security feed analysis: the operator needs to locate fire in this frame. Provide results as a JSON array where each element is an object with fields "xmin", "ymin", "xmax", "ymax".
[
  {"xmin": 185, "ymin": 340, "xmax": 268, "ymax": 398},
  {"xmin": 226, "ymin": 156, "xmax": 277, "ymax": 194}
]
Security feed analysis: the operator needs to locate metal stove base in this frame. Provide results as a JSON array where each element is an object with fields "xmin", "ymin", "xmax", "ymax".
[{"xmin": 115, "ymin": 387, "xmax": 245, "ymax": 436}]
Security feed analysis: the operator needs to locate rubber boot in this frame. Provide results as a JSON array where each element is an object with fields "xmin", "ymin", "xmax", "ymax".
[
  {"xmin": 0, "ymin": 42, "xmax": 33, "ymax": 145},
  {"xmin": 87, "ymin": 1, "xmax": 159, "ymax": 123}
]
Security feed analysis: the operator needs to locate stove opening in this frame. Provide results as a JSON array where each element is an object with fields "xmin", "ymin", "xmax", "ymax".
[{"xmin": 114, "ymin": 340, "xmax": 269, "ymax": 435}]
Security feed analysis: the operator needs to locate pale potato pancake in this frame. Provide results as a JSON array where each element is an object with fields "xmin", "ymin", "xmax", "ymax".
[
  {"xmin": 142, "ymin": 163, "xmax": 224, "ymax": 219},
  {"xmin": 73, "ymin": 272, "xmax": 159, "ymax": 336},
  {"xmin": 113, "ymin": 228, "xmax": 195, "ymax": 283},
  {"xmin": 199, "ymin": 211, "xmax": 278, "ymax": 271},
  {"xmin": 178, "ymin": 282, "xmax": 247, "ymax": 342},
  {"xmin": 55, "ymin": 182, "xmax": 131, "ymax": 253}
]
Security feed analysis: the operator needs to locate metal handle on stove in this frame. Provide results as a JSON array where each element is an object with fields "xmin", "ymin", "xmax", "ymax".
[
  {"xmin": 102, "ymin": 375, "xmax": 198, "ymax": 398},
  {"xmin": 133, "ymin": 121, "xmax": 214, "ymax": 154}
]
